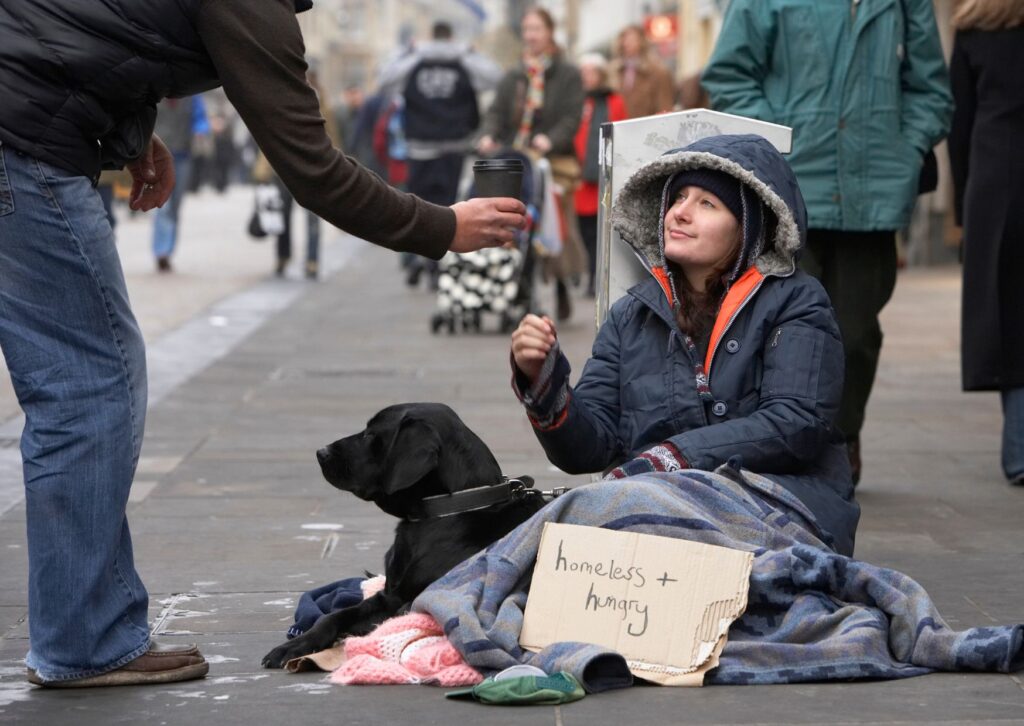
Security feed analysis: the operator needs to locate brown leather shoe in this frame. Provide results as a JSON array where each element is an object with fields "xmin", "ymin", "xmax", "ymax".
[{"xmin": 27, "ymin": 641, "xmax": 208, "ymax": 688}]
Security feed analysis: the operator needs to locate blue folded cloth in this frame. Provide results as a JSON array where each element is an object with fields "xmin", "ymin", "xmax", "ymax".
[{"xmin": 286, "ymin": 576, "xmax": 366, "ymax": 639}]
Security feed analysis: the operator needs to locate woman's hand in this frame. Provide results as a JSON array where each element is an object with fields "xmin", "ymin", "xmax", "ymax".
[
  {"xmin": 511, "ymin": 314, "xmax": 557, "ymax": 383},
  {"xmin": 530, "ymin": 133, "xmax": 552, "ymax": 155},
  {"xmin": 476, "ymin": 135, "xmax": 498, "ymax": 155}
]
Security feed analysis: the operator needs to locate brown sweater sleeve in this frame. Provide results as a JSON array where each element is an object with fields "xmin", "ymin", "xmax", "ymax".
[{"xmin": 197, "ymin": 0, "xmax": 455, "ymax": 259}]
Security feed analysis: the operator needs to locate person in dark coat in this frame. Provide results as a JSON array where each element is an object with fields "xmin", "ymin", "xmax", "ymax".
[
  {"xmin": 0, "ymin": 0, "xmax": 526, "ymax": 689},
  {"xmin": 478, "ymin": 6, "xmax": 585, "ymax": 322},
  {"xmin": 573, "ymin": 52, "xmax": 627, "ymax": 298},
  {"xmin": 948, "ymin": 0, "xmax": 1024, "ymax": 486},
  {"xmin": 510, "ymin": 134, "xmax": 859, "ymax": 556}
]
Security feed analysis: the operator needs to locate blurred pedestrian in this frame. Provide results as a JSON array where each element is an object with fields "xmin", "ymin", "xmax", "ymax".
[
  {"xmin": 189, "ymin": 90, "xmax": 236, "ymax": 193},
  {"xmin": 348, "ymin": 91, "xmax": 389, "ymax": 177},
  {"xmin": 380, "ymin": 20, "xmax": 503, "ymax": 289},
  {"xmin": 948, "ymin": 0, "xmax": 1024, "ymax": 487},
  {"xmin": 479, "ymin": 6, "xmax": 584, "ymax": 321},
  {"xmin": 573, "ymin": 52, "xmax": 627, "ymax": 297},
  {"xmin": 677, "ymin": 70, "xmax": 709, "ymax": 111},
  {"xmin": 332, "ymin": 84, "xmax": 365, "ymax": 155},
  {"xmin": 702, "ymin": 0, "xmax": 952, "ymax": 485},
  {"xmin": 610, "ymin": 24, "xmax": 675, "ymax": 119},
  {"xmin": 0, "ymin": 0, "xmax": 525, "ymax": 689},
  {"xmin": 151, "ymin": 95, "xmax": 209, "ymax": 272}
]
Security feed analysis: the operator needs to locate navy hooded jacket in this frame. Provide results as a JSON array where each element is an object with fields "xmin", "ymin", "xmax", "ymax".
[{"xmin": 514, "ymin": 134, "xmax": 860, "ymax": 555}]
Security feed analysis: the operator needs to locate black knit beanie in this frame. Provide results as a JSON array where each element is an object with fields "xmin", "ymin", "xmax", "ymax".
[
  {"xmin": 665, "ymin": 168, "xmax": 744, "ymax": 222},
  {"xmin": 663, "ymin": 166, "xmax": 767, "ymax": 286}
]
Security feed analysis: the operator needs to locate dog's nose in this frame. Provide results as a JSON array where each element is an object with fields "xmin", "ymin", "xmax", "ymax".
[{"xmin": 316, "ymin": 448, "xmax": 328, "ymax": 466}]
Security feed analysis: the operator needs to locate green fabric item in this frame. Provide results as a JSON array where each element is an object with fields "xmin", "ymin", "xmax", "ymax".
[
  {"xmin": 701, "ymin": 0, "xmax": 952, "ymax": 232},
  {"xmin": 445, "ymin": 671, "xmax": 585, "ymax": 705}
]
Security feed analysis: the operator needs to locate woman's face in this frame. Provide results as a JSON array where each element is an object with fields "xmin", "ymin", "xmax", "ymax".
[
  {"xmin": 663, "ymin": 185, "xmax": 742, "ymax": 289},
  {"xmin": 621, "ymin": 28, "xmax": 643, "ymax": 58},
  {"xmin": 522, "ymin": 12, "xmax": 553, "ymax": 57},
  {"xmin": 580, "ymin": 64, "xmax": 604, "ymax": 91}
]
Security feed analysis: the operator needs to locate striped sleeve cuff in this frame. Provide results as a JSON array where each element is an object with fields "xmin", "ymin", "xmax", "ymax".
[{"xmin": 510, "ymin": 342, "xmax": 571, "ymax": 431}]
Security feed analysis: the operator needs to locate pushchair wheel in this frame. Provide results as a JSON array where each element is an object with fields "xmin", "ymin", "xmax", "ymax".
[{"xmin": 430, "ymin": 313, "xmax": 446, "ymax": 335}]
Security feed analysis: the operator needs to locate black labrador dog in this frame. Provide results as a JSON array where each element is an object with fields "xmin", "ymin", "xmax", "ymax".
[{"xmin": 262, "ymin": 402, "xmax": 546, "ymax": 668}]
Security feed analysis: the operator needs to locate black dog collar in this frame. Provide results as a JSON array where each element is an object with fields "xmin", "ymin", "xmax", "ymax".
[{"xmin": 405, "ymin": 477, "xmax": 566, "ymax": 521}]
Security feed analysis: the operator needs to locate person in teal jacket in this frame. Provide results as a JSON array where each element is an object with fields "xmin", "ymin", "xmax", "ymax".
[{"xmin": 702, "ymin": 0, "xmax": 952, "ymax": 485}]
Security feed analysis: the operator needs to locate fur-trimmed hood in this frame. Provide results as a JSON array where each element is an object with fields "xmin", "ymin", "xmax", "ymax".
[{"xmin": 611, "ymin": 134, "xmax": 808, "ymax": 290}]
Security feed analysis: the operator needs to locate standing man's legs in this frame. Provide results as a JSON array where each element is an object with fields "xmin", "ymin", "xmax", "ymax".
[
  {"xmin": 801, "ymin": 229, "xmax": 898, "ymax": 483},
  {"xmin": 275, "ymin": 178, "xmax": 294, "ymax": 277},
  {"xmin": 305, "ymin": 209, "xmax": 320, "ymax": 280},
  {"xmin": 0, "ymin": 143, "xmax": 206, "ymax": 685},
  {"xmin": 151, "ymin": 152, "xmax": 192, "ymax": 272}
]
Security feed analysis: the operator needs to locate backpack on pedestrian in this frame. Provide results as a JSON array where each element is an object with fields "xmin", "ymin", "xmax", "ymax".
[{"xmin": 402, "ymin": 57, "xmax": 479, "ymax": 143}]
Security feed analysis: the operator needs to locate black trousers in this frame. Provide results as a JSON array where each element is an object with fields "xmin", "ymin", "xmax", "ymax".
[
  {"xmin": 578, "ymin": 213, "xmax": 598, "ymax": 294},
  {"xmin": 406, "ymin": 153, "xmax": 465, "ymax": 273},
  {"xmin": 407, "ymin": 153, "xmax": 465, "ymax": 207},
  {"xmin": 800, "ymin": 229, "xmax": 897, "ymax": 440}
]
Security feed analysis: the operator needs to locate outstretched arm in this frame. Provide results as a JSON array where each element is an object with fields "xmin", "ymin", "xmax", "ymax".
[{"xmin": 198, "ymin": 0, "xmax": 524, "ymax": 257}]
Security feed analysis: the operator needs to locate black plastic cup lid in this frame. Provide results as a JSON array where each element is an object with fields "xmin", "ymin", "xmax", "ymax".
[{"xmin": 473, "ymin": 159, "xmax": 524, "ymax": 172}]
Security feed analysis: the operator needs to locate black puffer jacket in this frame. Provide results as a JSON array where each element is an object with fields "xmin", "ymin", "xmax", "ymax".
[{"xmin": 0, "ymin": 0, "xmax": 309, "ymax": 180}]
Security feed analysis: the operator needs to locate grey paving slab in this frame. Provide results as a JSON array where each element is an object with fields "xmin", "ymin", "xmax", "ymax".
[
  {"xmin": 1, "ymin": 244, "xmax": 1022, "ymax": 724},
  {"xmin": 0, "ymin": 609, "xmax": 25, "ymax": 638}
]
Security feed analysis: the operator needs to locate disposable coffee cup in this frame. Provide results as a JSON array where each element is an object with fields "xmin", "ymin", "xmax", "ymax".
[{"xmin": 473, "ymin": 158, "xmax": 524, "ymax": 199}]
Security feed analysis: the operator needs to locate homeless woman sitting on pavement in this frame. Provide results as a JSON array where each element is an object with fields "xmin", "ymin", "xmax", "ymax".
[
  {"xmin": 511, "ymin": 132, "xmax": 859, "ymax": 556},
  {"xmin": 402, "ymin": 135, "xmax": 1022, "ymax": 690}
]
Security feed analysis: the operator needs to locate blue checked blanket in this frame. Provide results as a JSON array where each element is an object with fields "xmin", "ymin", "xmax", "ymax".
[{"xmin": 412, "ymin": 466, "xmax": 1023, "ymax": 691}]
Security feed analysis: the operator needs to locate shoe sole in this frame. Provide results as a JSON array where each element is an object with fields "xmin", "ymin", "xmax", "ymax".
[{"xmin": 28, "ymin": 661, "xmax": 208, "ymax": 688}]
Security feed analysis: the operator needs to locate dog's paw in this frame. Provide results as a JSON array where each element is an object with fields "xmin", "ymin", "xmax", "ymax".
[{"xmin": 262, "ymin": 636, "xmax": 323, "ymax": 669}]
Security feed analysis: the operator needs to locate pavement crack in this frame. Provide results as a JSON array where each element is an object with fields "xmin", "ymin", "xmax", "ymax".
[
  {"xmin": 963, "ymin": 595, "xmax": 999, "ymax": 623},
  {"xmin": 320, "ymin": 532, "xmax": 340, "ymax": 560}
]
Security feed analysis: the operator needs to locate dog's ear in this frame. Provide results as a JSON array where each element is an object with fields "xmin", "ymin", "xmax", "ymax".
[{"xmin": 381, "ymin": 419, "xmax": 441, "ymax": 495}]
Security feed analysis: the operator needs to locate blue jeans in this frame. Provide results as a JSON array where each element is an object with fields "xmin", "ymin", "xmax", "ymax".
[
  {"xmin": 152, "ymin": 152, "xmax": 192, "ymax": 260},
  {"xmin": 0, "ymin": 142, "xmax": 151, "ymax": 681},
  {"xmin": 1002, "ymin": 387, "xmax": 1024, "ymax": 480}
]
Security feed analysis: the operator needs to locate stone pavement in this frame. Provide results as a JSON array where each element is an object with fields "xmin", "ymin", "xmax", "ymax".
[{"xmin": 0, "ymin": 209, "xmax": 1022, "ymax": 722}]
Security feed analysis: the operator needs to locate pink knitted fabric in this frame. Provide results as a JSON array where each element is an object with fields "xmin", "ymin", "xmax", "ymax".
[{"xmin": 329, "ymin": 612, "xmax": 483, "ymax": 687}]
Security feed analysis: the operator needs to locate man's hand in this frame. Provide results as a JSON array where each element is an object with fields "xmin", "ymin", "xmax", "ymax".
[
  {"xmin": 476, "ymin": 134, "xmax": 498, "ymax": 155},
  {"xmin": 449, "ymin": 197, "xmax": 527, "ymax": 253},
  {"xmin": 127, "ymin": 135, "xmax": 176, "ymax": 212},
  {"xmin": 530, "ymin": 133, "xmax": 552, "ymax": 155}
]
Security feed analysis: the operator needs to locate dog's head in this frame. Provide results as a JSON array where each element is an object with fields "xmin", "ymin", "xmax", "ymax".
[{"xmin": 316, "ymin": 402, "xmax": 503, "ymax": 518}]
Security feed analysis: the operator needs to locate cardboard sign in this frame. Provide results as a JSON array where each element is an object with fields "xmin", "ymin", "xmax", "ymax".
[{"xmin": 519, "ymin": 523, "xmax": 754, "ymax": 686}]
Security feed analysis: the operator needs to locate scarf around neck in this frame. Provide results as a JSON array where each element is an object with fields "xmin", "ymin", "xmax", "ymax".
[{"xmin": 514, "ymin": 52, "xmax": 552, "ymax": 150}]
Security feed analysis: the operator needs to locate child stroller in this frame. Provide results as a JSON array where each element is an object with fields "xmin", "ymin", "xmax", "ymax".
[{"xmin": 430, "ymin": 150, "xmax": 545, "ymax": 335}]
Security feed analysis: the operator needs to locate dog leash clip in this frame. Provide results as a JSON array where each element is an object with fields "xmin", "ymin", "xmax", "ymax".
[
  {"xmin": 540, "ymin": 486, "xmax": 568, "ymax": 500},
  {"xmin": 505, "ymin": 477, "xmax": 533, "ymax": 498}
]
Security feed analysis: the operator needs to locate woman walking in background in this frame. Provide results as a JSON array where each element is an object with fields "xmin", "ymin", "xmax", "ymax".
[
  {"xmin": 478, "ymin": 6, "xmax": 584, "ymax": 321},
  {"xmin": 609, "ymin": 24, "xmax": 675, "ymax": 120},
  {"xmin": 948, "ymin": 0, "xmax": 1024, "ymax": 486},
  {"xmin": 573, "ymin": 53, "xmax": 626, "ymax": 298}
]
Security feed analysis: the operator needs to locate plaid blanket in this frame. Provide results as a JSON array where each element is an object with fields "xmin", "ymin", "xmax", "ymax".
[{"xmin": 412, "ymin": 465, "xmax": 1023, "ymax": 691}]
